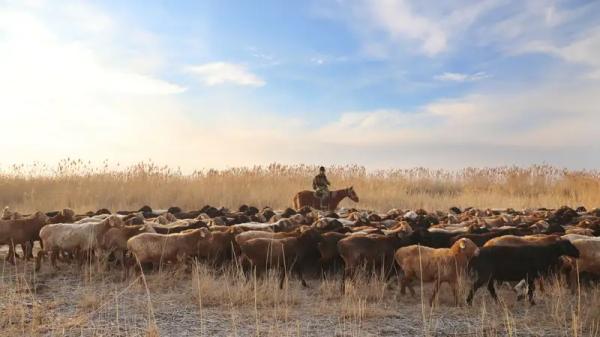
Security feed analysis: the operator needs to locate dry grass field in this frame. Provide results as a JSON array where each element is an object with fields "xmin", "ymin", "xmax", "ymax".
[
  {"xmin": 1, "ymin": 160, "xmax": 600, "ymax": 212},
  {"xmin": 1, "ymin": 161, "xmax": 600, "ymax": 336}
]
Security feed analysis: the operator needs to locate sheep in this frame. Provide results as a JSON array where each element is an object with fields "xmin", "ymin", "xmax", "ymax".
[
  {"xmin": 101, "ymin": 223, "xmax": 156, "ymax": 269},
  {"xmin": 126, "ymin": 227, "xmax": 212, "ymax": 271},
  {"xmin": 151, "ymin": 219, "xmax": 207, "ymax": 234},
  {"xmin": 48, "ymin": 208, "xmax": 76, "ymax": 224},
  {"xmin": 394, "ymin": 238, "xmax": 479, "ymax": 305},
  {"xmin": 466, "ymin": 240, "xmax": 580, "ymax": 305},
  {"xmin": 1, "ymin": 206, "xmax": 21, "ymax": 220},
  {"xmin": 562, "ymin": 234, "xmax": 600, "ymax": 242},
  {"xmin": 561, "ymin": 239, "xmax": 600, "ymax": 292},
  {"xmin": 483, "ymin": 234, "xmax": 562, "ymax": 297},
  {"xmin": 0, "ymin": 211, "xmax": 49, "ymax": 262},
  {"xmin": 337, "ymin": 230, "xmax": 423, "ymax": 292},
  {"xmin": 199, "ymin": 227, "xmax": 241, "ymax": 265},
  {"xmin": 564, "ymin": 227, "xmax": 594, "ymax": 236},
  {"xmin": 317, "ymin": 232, "xmax": 347, "ymax": 274},
  {"xmin": 483, "ymin": 234, "xmax": 561, "ymax": 247},
  {"xmin": 450, "ymin": 229, "xmax": 520, "ymax": 247},
  {"xmin": 154, "ymin": 212, "xmax": 177, "ymax": 225},
  {"xmin": 238, "ymin": 228, "xmax": 322, "ymax": 288},
  {"xmin": 36, "ymin": 215, "xmax": 124, "ymax": 271},
  {"xmin": 234, "ymin": 228, "xmax": 302, "ymax": 246}
]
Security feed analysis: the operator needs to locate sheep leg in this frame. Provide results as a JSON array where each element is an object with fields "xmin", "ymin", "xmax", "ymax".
[
  {"xmin": 6, "ymin": 244, "xmax": 17, "ymax": 265},
  {"xmin": 569, "ymin": 269, "xmax": 578, "ymax": 294},
  {"xmin": 50, "ymin": 250, "xmax": 60, "ymax": 270},
  {"xmin": 527, "ymin": 278, "xmax": 536, "ymax": 306},
  {"xmin": 23, "ymin": 242, "xmax": 34, "ymax": 260},
  {"xmin": 295, "ymin": 264, "xmax": 308, "ymax": 288},
  {"xmin": 400, "ymin": 274, "xmax": 416, "ymax": 296},
  {"xmin": 35, "ymin": 251, "xmax": 45, "ymax": 272},
  {"xmin": 486, "ymin": 278, "xmax": 499, "ymax": 303},
  {"xmin": 400, "ymin": 276, "xmax": 407, "ymax": 295},
  {"xmin": 451, "ymin": 282, "xmax": 459, "ymax": 306},
  {"xmin": 466, "ymin": 277, "xmax": 487, "ymax": 305},
  {"xmin": 341, "ymin": 267, "xmax": 354, "ymax": 293},
  {"xmin": 537, "ymin": 278, "xmax": 545, "ymax": 294},
  {"xmin": 279, "ymin": 268, "xmax": 287, "ymax": 289},
  {"xmin": 429, "ymin": 279, "xmax": 441, "ymax": 306},
  {"xmin": 20, "ymin": 243, "xmax": 28, "ymax": 259}
]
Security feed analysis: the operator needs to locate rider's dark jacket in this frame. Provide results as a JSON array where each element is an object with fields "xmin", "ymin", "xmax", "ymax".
[{"xmin": 312, "ymin": 173, "xmax": 330, "ymax": 192}]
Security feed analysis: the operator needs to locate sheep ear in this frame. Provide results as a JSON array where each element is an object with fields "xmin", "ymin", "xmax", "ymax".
[{"xmin": 459, "ymin": 240, "xmax": 466, "ymax": 249}]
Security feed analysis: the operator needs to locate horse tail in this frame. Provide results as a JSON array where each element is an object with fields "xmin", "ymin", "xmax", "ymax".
[{"xmin": 293, "ymin": 193, "xmax": 300, "ymax": 210}]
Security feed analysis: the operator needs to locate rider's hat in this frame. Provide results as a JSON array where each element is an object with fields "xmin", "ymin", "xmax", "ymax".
[{"xmin": 319, "ymin": 166, "xmax": 326, "ymax": 172}]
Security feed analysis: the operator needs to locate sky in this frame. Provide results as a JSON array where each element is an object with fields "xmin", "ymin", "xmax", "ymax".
[{"xmin": 1, "ymin": 0, "xmax": 599, "ymax": 171}]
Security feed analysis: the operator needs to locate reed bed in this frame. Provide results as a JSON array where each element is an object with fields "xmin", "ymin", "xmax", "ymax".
[{"xmin": 1, "ymin": 160, "xmax": 599, "ymax": 213}]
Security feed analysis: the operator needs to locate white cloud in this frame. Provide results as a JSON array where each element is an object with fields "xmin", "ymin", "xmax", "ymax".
[
  {"xmin": 364, "ymin": 0, "xmax": 447, "ymax": 56},
  {"xmin": 513, "ymin": 27, "xmax": 600, "ymax": 79},
  {"xmin": 318, "ymin": 0, "xmax": 503, "ymax": 57},
  {"xmin": 186, "ymin": 62, "xmax": 265, "ymax": 87},
  {"xmin": 435, "ymin": 71, "xmax": 490, "ymax": 82}
]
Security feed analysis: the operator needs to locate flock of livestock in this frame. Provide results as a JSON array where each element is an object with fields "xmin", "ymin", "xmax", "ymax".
[{"xmin": 1, "ymin": 203, "xmax": 600, "ymax": 306}]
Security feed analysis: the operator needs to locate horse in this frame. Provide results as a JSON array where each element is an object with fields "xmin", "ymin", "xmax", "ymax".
[{"xmin": 293, "ymin": 187, "xmax": 359, "ymax": 211}]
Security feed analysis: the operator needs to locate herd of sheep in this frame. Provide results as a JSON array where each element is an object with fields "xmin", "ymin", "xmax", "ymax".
[{"xmin": 1, "ymin": 204, "xmax": 599, "ymax": 306}]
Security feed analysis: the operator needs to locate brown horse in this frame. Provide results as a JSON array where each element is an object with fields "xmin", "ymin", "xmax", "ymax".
[{"xmin": 293, "ymin": 187, "xmax": 359, "ymax": 211}]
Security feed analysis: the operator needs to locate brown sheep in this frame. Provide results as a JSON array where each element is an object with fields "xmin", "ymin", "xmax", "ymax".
[
  {"xmin": 483, "ymin": 234, "xmax": 561, "ymax": 247},
  {"xmin": 48, "ymin": 208, "xmax": 76, "ymax": 224},
  {"xmin": 126, "ymin": 228, "xmax": 212, "ymax": 271},
  {"xmin": 239, "ymin": 228, "xmax": 322, "ymax": 289},
  {"xmin": 563, "ymin": 239, "xmax": 600, "ymax": 292},
  {"xmin": 337, "ymin": 231, "xmax": 422, "ymax": 292},
  {"xmin": 1, "ymin": 206, "xmax": 22, "ymax": 220},
  {"xmin": 101, "ymin": 223, "xmax": 156, "ymax": 269},
  {"xmin": 394, "ymin": 238, "xmax": 479, "ymax": 305},
  {"xmin": 234, "ymin": 228, "xmax": 303, "ymax": 246},
  {"xmin": 317, "ymin": 232, "xmax": 346, "ymax": 273},
  {"xmin": 0, "ymin": 211, "xmax": 49, "ymax": 262},
  {"xmin": 197, "ymin": 227, "xmax": 241, "ymax": 265}
]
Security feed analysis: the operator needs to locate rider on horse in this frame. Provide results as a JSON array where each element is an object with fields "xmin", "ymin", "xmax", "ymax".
[{"xmin": 313, "ymin": 166, "xmax": 331, "ymax": 209}]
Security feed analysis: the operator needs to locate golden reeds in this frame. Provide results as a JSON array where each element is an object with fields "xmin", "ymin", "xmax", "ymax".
[{"xmin": 0, "ymin": 160, "xmax": 599, "ymax": 212}]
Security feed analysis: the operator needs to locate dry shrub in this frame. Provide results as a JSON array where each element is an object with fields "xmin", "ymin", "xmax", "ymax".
[{"xmin": 1, "ymin": 160, "xmax": 599, "ymax": 212}]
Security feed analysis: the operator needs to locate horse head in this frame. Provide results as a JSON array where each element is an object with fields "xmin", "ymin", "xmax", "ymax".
[{"xmin": 346, "ymin": 186, "xmax": 359, "ymax": 202}]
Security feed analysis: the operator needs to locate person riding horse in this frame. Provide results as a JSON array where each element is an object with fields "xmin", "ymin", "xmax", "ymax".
[{"xmin": 313, "ymin": 166, "xmax": 331, "ymax": 209}]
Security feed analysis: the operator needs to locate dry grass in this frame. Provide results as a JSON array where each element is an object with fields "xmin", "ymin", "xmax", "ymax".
[
  {"xmin": 3, "ymin": 253, "xmax": 600, "ymax": 337},
  {"xmin": 1, "ymin": 160, "xmax": 600, "ymax": 212},
  {"xmin": 2, "ymin": 160, "xmax": 600, "ymax": 335}
]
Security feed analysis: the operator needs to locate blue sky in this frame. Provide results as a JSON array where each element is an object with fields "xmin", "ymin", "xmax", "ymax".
[{"xmin": 1, "ymin": 0, "xmax": 600, "ymax": 171}]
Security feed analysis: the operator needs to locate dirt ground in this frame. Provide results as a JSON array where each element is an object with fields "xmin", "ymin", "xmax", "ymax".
[{"xmin": 1, "ymin": 244, "xmax": 597, "ymax": 337}]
